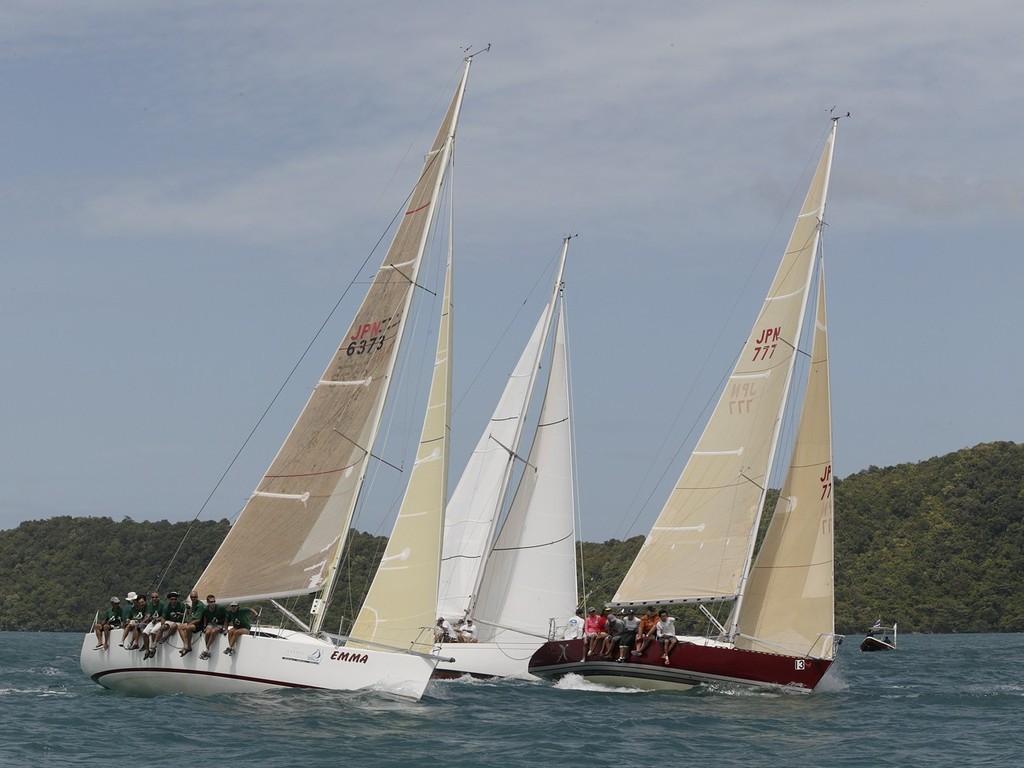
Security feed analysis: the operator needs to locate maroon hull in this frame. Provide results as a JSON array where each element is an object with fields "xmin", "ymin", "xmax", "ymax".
[{"xmin": 528, "ymin": 638, "xmax": 832, "ymax": 692}]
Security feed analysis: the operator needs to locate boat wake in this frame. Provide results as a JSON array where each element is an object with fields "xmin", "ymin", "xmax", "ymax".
[
  {"xmin": 553, "ymin": 673, "xmax": 646, "ymax": 695},
  {"xmin": 814, "ymin": 667, "xmax": 849, "ymax": 693}
]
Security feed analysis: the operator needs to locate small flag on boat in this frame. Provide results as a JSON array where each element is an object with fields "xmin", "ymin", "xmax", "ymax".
[{"xmin": 873, "ymin": 618, "xmax": 882, "ymax": 628}]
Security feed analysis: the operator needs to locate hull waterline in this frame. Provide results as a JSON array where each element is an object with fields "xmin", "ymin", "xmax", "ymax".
[
  {"xmin": 432, "ymin": 640, "xmax": 543, "ymax": 680},
  {"xmin": 80, "ymin": 631, "xmax": 435, "ymax": 699},
  {"xmin": 527, "ymin": 638, "xmax": 833, "ymax": 693}
]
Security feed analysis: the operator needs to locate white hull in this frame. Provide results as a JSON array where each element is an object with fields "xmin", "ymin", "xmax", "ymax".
[
  {"xmin": 80, "ymin": 630, "xmax": 435, "ymax": 700},
  {"xmin": 432, "ymin": 640, "xmax": 543, "ymax": 679}
]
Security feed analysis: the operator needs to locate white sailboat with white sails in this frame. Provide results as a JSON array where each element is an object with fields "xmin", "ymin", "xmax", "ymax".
[
  {"xmin": 80, "ymin": 57, "xmax": 477, "ymax": 700},
  {"xmin": 434, "ymin": 237, "xmax": 579, "ymax": 678},
  {"xmin": 529, "ymin": 118, "xmax": 844, "ymax": 692}
]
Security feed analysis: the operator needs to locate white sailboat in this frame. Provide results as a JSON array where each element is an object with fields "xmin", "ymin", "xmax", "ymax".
[
  {"xmin": 80, "ymin": 57, "xmax": 476, "ymax": 700},
  {"xmin": 530, "ymin": 118, "xmax": 843, "ymax": 692},
  {"xmin": 434, "ymin": 237, "xmax": 579, "ymax": 678}
]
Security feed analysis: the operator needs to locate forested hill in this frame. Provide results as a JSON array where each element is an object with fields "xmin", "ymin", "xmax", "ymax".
[
  {"xmin": 1, "ymin": 441, "xmax": 1022, "ymax": 635},
  {"xmin": 833, "ymin": 440, "xmax": 1024, "ymax": 633}
]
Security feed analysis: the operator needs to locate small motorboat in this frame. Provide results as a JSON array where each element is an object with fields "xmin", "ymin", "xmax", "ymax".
[{"xmin": 860, "ymin": 622, "xmax": 897, "ymax": 652}]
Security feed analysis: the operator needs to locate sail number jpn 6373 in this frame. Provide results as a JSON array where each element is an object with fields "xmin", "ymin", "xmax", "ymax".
[{"xmin": 346, "ymin": 318, "xmax": 392, "ymax": 356}]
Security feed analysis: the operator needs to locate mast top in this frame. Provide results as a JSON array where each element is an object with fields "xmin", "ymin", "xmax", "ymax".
[{"xmin": 463, "ymin": 43, "xmax": 491, "ymax": 61}]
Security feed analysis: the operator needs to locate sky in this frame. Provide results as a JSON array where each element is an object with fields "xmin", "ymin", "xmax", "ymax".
[{"xmin": 3, "ymin": 1, "xmax": 1022, "ymax": 543}]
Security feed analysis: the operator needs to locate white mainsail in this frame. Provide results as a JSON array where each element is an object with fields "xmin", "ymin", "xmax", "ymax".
[
  {"xmin": 612, "ymin": 122, "xmax": 837, "ymax": 610},
  {"xmin": 195, "ymin": 62, "xmax": 471, "ymax": 608},
  {"xmin": 437, "ymin": 241, "xmax": 569, "ymax": 621},
  {"xmin": 437, "ymin": 313, "xmax": 549, "ymax": 620},
  {"xmin": 734, "ymin": 267, "xmax": 834, "ymax": 658},
  {"xmin": 472, "ymin": 295, "xmax": 577, "ymax": 642}
]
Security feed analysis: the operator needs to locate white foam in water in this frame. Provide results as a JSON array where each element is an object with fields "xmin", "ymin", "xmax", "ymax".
[
  {"xmin": 552, "ymin": 673, "xmax": 646, "ymax": 694},
  {"xmin": 816, "ymin": 666, "xmax": 850, "ymax": 693}
]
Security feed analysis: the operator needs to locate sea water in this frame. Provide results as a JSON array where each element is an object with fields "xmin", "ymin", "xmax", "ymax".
[{"xmin": 2, "ymin": 632, "xmax": 1022, "ymax": 766}]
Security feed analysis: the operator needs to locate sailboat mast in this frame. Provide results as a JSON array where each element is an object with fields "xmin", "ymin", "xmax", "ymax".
[
  {"xmin": 728, "ymin": 119, "xmax": 838, "ymax": 640},
  {"xmin": 310, "ymin": 58, "xmax": 473, "ymax": 635}
]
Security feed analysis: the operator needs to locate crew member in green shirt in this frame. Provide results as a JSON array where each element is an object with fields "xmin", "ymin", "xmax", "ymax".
[
  {"xmin": 177, "ymin": 591, "xmax": 205, "ymax": 657},
  {"xmin": 197, "ymin": 595, "xmax": 228, "ymax": 660},
  {"xmin": 141, "ymin": 591, "xmax": 164, "ymax": 659},
  {"xmin": 224, "ymin": 601, "xmax": 257, "ymax": 656},
  {"xmin": 152, "ymin": 591, "xmax": 186, "ymax": 649},
  {"xmin": 122, "ymin": 593, "xmax": 148, "ymax": 650},
  {"xmin": 93, "ymin": 596, "xmax": 123, "ymax": 651}
]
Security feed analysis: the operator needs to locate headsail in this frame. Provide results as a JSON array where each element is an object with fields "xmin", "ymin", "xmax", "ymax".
[
  {"xmin": 348, "ymin": 240, "xmax": 454, "ymax": 652},
  {"xmin": 196, "ymin": 62, "xmax": 472, "ymax": 604},
  {"xmin": 612, "ymin": 123, "xmax": 837, "ymax": 609},
  {"xmin": 734, "ymin": 266, "xmax": 834, "ymax": 658}
]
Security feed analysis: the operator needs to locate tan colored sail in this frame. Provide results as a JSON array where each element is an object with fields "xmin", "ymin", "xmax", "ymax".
[
  {"xmin": 348, "ymin": 249, "xmax": 453, "ymax": 653},
  {"xmin": 196, "ymin": 69, "xmax": 469, "ymax": 603},
  {"xmin": 735, "ymin": 269, "xmax": 834, "ymax": 658},
  {"xmin": 613, "ymin": 127, "xmax": 836, "ymax": 607}
]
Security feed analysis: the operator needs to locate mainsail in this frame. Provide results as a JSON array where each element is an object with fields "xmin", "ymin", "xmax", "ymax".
[
  {"xmin": 612, "ymin": 123, "xmax": 837, "ymax": 609},
  {"xmin": 437, "ymin": 313, "xmax": 550, "ymax": 619},
  {"xmin": 471, "ymin": 292, "xmax": 577, "ymax": 642},
  {"xmin": 196, "ymin": 62, "xmax": 471, "ymax": 605},
  {"xmin": 437, "ymin": 242, "xmax": 569, "ymax": 621}
]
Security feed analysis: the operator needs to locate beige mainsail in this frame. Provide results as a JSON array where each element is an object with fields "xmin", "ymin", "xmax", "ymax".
[
  {"xmin": 196, "ymin": 63, "xmax": 471, "ymax": 604},
  {"xmin": 734, "ymin": 269, "xmax": 834, "ymax": 658},
  {"xmin": 612, "ymin": 123, "xmax": 836, "ymax": 608},
  {"xmin": 348, "ymin": 248, "xmax": 453, "ymax": 653}
]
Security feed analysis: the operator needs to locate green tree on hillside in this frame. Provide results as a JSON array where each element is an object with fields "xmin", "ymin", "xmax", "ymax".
[{"xmin": 3, "ymin": 442, "xmax": 1023, "ymax": 635}]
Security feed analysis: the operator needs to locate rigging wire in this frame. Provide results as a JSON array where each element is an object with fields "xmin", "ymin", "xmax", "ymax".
[{"xmin": 563, "ymin": 286, "xmax": 587, "ymax": 611}]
